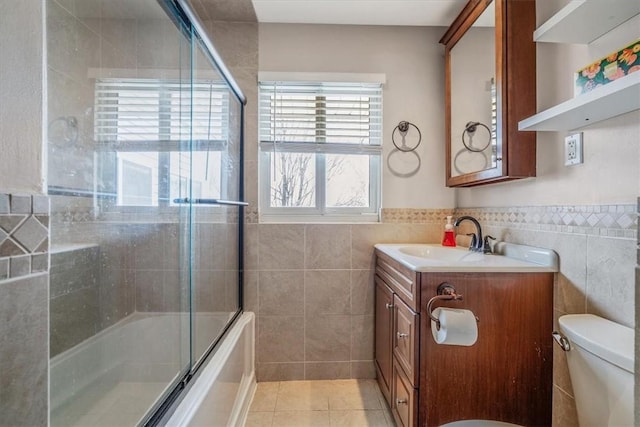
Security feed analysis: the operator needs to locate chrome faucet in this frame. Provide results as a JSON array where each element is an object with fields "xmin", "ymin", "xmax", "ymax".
[{"xmin": 453, "ymin": 215, "xmax": 484, "ymax": 252}]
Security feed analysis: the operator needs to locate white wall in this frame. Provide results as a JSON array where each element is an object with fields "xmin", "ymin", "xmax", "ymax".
[
  {"xmin": 456, "ymin": 7, "xmax": 640, "ymax": 208},
  {"xmin": 259, "ymin": 23, "xmax": 456, "ymax": 209},
  {"xmin": 0, "ymin": 0, "xmax": 46, "ymax": 194}
]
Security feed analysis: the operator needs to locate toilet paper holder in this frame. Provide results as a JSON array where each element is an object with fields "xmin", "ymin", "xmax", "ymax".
[{"xmin": 427, "ymin": 283, "xmax": 464, "ymax": 331}]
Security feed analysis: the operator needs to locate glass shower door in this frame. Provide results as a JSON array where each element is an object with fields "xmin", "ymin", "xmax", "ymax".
[
  {"xmin": 48, "ymin": 0, "xmax": 245, "ymax": 424},
  {"xmin": 47, "ymin": 1, "xmax": 193, "ymax": 425},
  {"xmin": 189, "ymin": 37, "xmax": 244, "ymax": 367}
]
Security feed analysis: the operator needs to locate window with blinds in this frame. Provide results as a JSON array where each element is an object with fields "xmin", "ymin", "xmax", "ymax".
[
  {"xmin": 94, "ymin": 78, "xmax": 229, "ymax": 207},
  {"xmin": 95, "ymin": 78, "xmax": 229, "ymax": 147},
  {"xmin": 258, "ymin": 81, "xmax": 382, "ymax": 219}
]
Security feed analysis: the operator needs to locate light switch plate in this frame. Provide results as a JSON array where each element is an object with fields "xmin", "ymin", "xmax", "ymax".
[{"xmin": 565, "ymin": 132, "xmax": 583, "ymax": 166}]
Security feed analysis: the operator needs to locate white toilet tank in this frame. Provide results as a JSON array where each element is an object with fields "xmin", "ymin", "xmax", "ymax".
[{"xmin": 558, "ymin": 314, "xmax": 634, "ymax": 427}]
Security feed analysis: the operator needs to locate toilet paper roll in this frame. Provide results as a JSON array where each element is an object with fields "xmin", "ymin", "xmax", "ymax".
[{"xmin": 431, "ymin": 307, "xmax": 478, "ymax": 346}]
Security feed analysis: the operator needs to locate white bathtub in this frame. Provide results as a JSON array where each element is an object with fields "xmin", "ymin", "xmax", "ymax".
[
  {"xmin": 167, "ymin": 311, "xmax": 256, "ymax": 426},
  {"xmin": 50, "ymin": 311, "xmax": 256, "ymax": 426}
]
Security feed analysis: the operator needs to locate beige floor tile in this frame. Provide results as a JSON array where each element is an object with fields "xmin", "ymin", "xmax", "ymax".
[
  {"xmin": 250, "ymin": 382, "xmax": 281, "ymax": 412},
  {"xmin": 245, "ymin": 411, "xmax": 274, "ymax": 427},
  {"xmin": 275, "ymin": 381, "xmax": 331, "ymax": 411},
  {"xmin": 327, "ymin": 380, "xmax": 382, "ymax": 410},
  {"xmin": 329, "ymin": 410, "xmax": 389, "ymax": 427},
  {"xmin": 272, "ymin": 411, "xmax": 331, "ymax": 427},
  {"xmin": 380, "ymin": 400, "xmax": 395, "ymax": 426}
]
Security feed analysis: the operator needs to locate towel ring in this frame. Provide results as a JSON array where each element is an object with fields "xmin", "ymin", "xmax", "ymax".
[
  {"xmin": 462, "ymin": 121, "xmax": 491, "ymax": 153},
  {"xmin": 392, "ymin": 121, "xmax": 421, "ymax": 152}
]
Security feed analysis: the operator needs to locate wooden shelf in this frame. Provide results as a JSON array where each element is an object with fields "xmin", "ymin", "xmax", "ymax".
[
  {"xmin": 534, "ymin": 0, "xmax": 640, "ymax": 44},
  {"xmin": 518, "ymin": 72, "xmax": 640, "ymax": 131}
]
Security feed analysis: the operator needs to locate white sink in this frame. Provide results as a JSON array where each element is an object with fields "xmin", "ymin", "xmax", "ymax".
[
  {"xmin": 397, "ymin": 245, "xmax": 484, "ymax": 263},
  {"xmin": 375, "ymin": 243, "xmax": 558, "ymax": 272}
]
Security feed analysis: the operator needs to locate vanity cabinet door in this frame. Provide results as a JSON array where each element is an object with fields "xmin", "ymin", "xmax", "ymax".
[
  {"xmin": 375, "ymin": 276, "xmax": 394, "ymax": 403},
  {"xmin": 393, "ymin": 295, "xmax": 419, "ymax": 386},
  {"xmin": 375, "ymin": 250, "xmax": 420, "ymax": 311},
  {"xmin": 392, "ymin": 361, "xmax": 417, "ymax": 427}
]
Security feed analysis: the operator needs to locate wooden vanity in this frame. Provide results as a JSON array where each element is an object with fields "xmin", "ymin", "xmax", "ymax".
[{"xmin": 374, "ymin": 248, "xmax": 555, "ymax": 426}]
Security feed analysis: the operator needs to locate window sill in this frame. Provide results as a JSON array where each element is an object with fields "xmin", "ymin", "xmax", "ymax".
[{"xmin": 258, "ymin": 212, "xmax": 380, "ymax": 224}]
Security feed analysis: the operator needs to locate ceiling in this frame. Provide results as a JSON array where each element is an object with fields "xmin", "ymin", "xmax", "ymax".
[
  {"xmin": 72, "ymin": 0, "xmax": 479, "ymax": 27},
  {"xmin": 190, "ymin": 0, "xmax": 478, "ymax": 27},
  {"xmin": 251, "ymin": 0, "xmax": 471, "ymax": 26}
]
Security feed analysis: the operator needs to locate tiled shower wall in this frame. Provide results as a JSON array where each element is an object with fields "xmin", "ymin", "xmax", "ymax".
[
  {"xmin": 0, "ymin": 193, "xmax": 49, "ymax": 279},
  {"xmin": 0, "ymin": 193, "xmax": 49, "ymax": 425}
]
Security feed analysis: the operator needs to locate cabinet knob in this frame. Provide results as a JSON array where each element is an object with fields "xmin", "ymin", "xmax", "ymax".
[
  {"xmin": 396, "ymin": 398, "xmax": 408, "ymax": 406},
  {"xmin": 397, "ymin": 332, "xmax": 409, "ymax": 339},
  {"xmin": 386, "ymin": 303, "xmax": 394, "ymax": 309}
]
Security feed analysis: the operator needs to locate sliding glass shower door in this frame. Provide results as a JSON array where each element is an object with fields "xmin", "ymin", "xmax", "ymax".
[
  {"xmin": 190, "ymin": 39, "xmax": 244, "ymax": 368},
  {"xmin": 47, "ymin": 0, "xmax": 244, "ymax": 425}
]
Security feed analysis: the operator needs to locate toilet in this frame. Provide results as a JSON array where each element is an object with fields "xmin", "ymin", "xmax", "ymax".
[
  {"xmin": 442, "ymin": 314, "xmax": 634, "ymax": 427},
  {"xmin": 559, "ymin": 314, "xmax": 635, "ymax": 427}
]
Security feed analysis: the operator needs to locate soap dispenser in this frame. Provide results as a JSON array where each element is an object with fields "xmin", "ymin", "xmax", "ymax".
[{"xmin": 442, "ymin": 216, "xmax": 456, "ymax": 247}]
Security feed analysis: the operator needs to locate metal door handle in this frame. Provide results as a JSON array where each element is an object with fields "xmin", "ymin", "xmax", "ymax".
[
  {"xmin": 386, "ymin": 303, "xmax": 394, "ymax": 309},
  {"xmin": 397, "ymin": 332, "xmax": 409, "ymax": 339},
  {"xmin": 552, "ymin": 331, "xmax": 571, "ymax": 351},
  {"xmin": 396, "ymin": 398, "xmax": 407, "ymax": 405},
  {"xmin": 173, "ymin": 198, "xmax": 249, "ymax": 206}
]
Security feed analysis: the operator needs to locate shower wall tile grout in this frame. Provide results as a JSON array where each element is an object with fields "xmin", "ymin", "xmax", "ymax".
[{"xmin": 0, "ymin": 193, "xmax": 50, "ymax": 281}]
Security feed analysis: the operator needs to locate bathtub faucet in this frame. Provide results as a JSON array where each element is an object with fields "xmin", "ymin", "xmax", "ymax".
[{"xmin": 454, "ymin": 215, "xmax": 483, "ymax": 252}]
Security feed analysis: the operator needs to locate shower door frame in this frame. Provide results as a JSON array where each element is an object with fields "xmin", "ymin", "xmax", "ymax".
[{"xmin": 142, "ymin": 0, "xmax": 247, "ymax": 425}]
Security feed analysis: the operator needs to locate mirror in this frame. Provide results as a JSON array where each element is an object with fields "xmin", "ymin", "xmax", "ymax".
[
  {"xmin": 441, "ymin": 0, "xmax": 537, "ymax": 187},
  {"xmin": 450, "ymin": 4, "xmax": 496, "ymax": 177}
]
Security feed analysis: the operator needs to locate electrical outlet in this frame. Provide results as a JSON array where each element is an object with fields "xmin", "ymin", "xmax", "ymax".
[{"xmin": 565, "ymin": 132, "xmax": 583, "ymax": 166}]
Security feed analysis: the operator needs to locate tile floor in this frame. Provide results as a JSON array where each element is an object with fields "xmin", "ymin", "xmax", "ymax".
[{"xmin": 246, "ymin": 379, "xmax": 395, "ymax": 427}]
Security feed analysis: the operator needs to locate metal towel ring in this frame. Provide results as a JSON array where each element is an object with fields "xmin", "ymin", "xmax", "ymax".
[
  {"xmin": 462, "ymin": 121, "xmax": 491, "ymax": 152},
  {"xmin": 392, "ymin": 121, "xmax": 421, "ymax": 152}
]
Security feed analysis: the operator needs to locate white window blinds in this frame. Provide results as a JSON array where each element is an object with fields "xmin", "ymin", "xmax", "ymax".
[
  {"xmin": 94, "ymin": 78, "xmax": 229, "ymax": 147},
  {"xmin": 259, "ymin": 81, "xmax": 383, "ymax": 154}
]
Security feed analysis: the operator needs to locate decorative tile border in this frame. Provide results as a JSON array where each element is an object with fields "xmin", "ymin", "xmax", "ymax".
[
  {"xmin": 246, "ymin": 204, "xmax": 637, "ymax": 238},
  {"xmin": 381, "ymin": 208, "xmax": 455, "ymax": 224},
  {"xmin": 0, "ymin": 193, "xmax": 50, "ymax": 280},
  {"xmin": 456, "ymin": 204, "xmax": 637, "ymax": 239},
  {"xmin": 245, "ymin": 207, "xmax": 259, "ymax": 224}
]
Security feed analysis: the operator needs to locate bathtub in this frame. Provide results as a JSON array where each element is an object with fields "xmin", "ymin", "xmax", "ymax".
[
  {"xmin": 166, "ymin": 311, "xmax": 256, "ymax": 426},
  {"xmin": 50, "ymin": 311, "xmax": 256, "ymax": 426}
]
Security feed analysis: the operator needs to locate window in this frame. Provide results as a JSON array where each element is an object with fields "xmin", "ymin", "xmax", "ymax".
[
  {"xmin": 94, "ymin": 78, "xmax": 229, "ymax": 206},
  {"xmin": 259, "ymin": 79, "xmax": 383, "ymax": 220}
]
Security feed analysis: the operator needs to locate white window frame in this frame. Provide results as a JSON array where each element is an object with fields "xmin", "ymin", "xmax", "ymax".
[{"xmin": 258, "ymin": 73, "xmax": 384, "ymax": 223}]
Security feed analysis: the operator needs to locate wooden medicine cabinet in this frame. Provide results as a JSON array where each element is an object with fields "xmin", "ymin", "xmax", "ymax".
[{"xmin": 441, "ymin": 0, "xmax": 537, "ymax": 187}]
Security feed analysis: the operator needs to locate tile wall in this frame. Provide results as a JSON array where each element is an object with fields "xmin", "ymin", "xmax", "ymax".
[
  {"xmin": 0, "ymin": 193, "xmax": 49, "ymax": 425},
  {"xmin": 636, "ymin": 197, "xmax": 639, "ymax": 426},
  {"xmin": 243, "ymin": 208, "xmax": 453, "ymax": 381},
  {"xmin": 245, "ymin": 202, "xmax": 637, "ymax": 427},
  {"xmin": 0, "ymin": 193, "xmax": 50, "ymax": 279},
  {"xmin": 457, "ymin": 203, "xmax": 637, "ymax": 427}
]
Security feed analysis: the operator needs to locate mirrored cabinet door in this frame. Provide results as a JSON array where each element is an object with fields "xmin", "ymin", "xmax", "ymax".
[{"xmin": 441, "ymin": 0, "xmax": 536, "ymax": 187}]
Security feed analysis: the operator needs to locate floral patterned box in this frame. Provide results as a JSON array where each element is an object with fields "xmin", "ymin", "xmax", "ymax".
[{"xmin": 574, "ymin": 39, "xmax": 640, "ymax": 96}]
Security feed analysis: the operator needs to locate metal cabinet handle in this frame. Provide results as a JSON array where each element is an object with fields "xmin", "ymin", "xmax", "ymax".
[
  {"xmin": 397, "ymin": 332, "xmax": 409, "ymax": 339},
  {"xmin": 386, "ymin": 303, "xmax": 394, "ymax": 309},
  {"xmin": 396, "ymin": 398, "xmax": 407, "ymax": 405}
]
